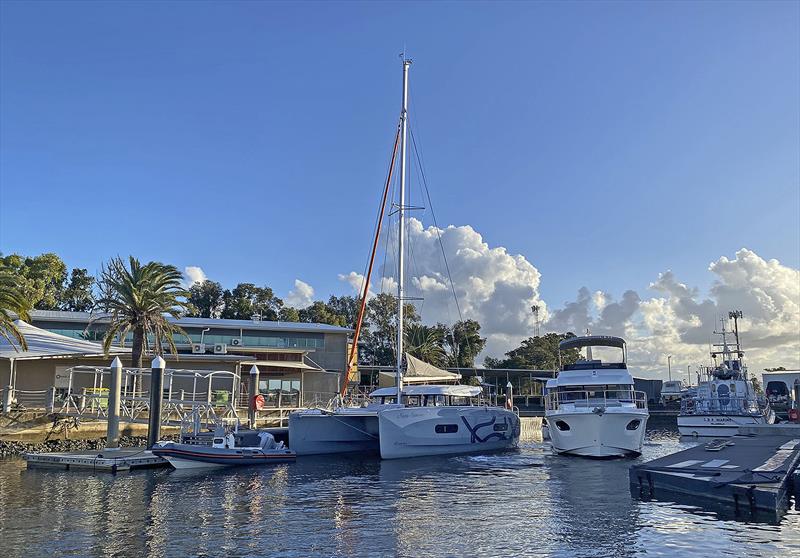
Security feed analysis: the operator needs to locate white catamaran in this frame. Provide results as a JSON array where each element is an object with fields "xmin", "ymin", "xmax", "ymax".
[
  {"xmin": 677, "ymin": 311, "xmax": 775, "ymax": 437},
  {"xmin": 289, "ymin": 58, "xmax": 520, "ymax": 459}
]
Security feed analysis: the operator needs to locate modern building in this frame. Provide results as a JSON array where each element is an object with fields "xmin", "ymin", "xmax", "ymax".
[{"xmin": 23, "ymin": 310, "xmax": 352, "ymax": 401}]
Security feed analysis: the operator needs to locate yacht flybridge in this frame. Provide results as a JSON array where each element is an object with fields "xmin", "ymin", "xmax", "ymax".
[
  {"xmin": 545, "ymin": 336, "xmax": 649, "ymax": 457},
  {"xmin": 288, "ymin": 58, "xmax": 519, "ymax": 459},
  {"xmin": 677, "ymin": 312, "xmax": 774, "ymax": 437}
]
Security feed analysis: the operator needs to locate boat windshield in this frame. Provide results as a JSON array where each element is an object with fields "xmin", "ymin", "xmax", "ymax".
[{"xmin": 371, "ymin": 394, "xmax": 480, "ymax": 406}]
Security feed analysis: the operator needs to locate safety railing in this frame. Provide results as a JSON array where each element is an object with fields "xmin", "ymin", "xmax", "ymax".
[
  {"xmin": 680, "ymin": 395, "xmax": 767, "ymax": 416},
  {"xmin": 545, "ymin": 389, "xmax": 648, "ymax": 411}
]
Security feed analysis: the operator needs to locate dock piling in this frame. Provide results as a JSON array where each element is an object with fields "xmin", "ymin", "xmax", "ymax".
[
  {"xmin": 147, "ymin": 356, "xmax": 166, "ymax": 449},
  {"xmin": 2, "ymin": 385, "xmax": 13, "ymax": 413},
  {"xmin": 249, "ymin": 364, "xmax": 260, "ymax": 428},
  {"xmin": 106, "ymin": 356, "xmax": 123, "ymax": 449}
]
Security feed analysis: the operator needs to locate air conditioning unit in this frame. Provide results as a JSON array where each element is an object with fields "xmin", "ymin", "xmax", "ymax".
[
  {"xmin": 191, "ymin": 343, "xmax": 206, "ymax": 354},
  {"xmin": 214, "ymin": 343, "xmax": 227, "ymax": 355},
  {"xmin": 230, "ymin": 338, "xmax": 242, "ymax": 347}
]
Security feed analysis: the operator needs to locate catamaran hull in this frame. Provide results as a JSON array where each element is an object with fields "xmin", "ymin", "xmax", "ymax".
[
  {"xmin": 677, "ymin": 413, "xmax": 774, "ymax": 437},
  {"xmin": 288, "ymin": 413, "xmax": 380, "ymax": 456},
  {"xmin": 546, "ymin": 410, "xmax": 648, "ymax": 457},
  {"xmin": 377, "ymin": 407, "xmax": 520, "ymax": 460}
]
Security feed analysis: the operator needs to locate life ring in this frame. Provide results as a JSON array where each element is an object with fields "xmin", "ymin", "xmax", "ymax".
[
  {"xmin": 789, "ymin": 408, "xmax": 799, "ymax": 423},
  {"xmin": 253, "ymin": 394, "xmax": 266, "ymax": 411}
]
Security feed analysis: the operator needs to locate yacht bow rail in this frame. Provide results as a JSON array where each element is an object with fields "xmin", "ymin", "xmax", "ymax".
[{"xmin": 545, "ymin": 390, "xmax": 648, "ymax": 411}]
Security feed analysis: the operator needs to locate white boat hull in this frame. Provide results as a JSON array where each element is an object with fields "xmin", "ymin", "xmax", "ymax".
[
  {"xmin": 546, "ymin": 409, "xmax": 648, "ymax": 457},
  {"xmin": 162, "ymin": 456, "xmax": 229, "ymax": 470},
  {"xmin": 377, "ymin": 406, "xmax": 519, "ymax": 460},
  {"xmin": 677, "ymin": 413, "xmax": 773, "ymax": 437},
  {"xmin": 288, "ymin": 411, "xmax": 381, "ymax": 456}
]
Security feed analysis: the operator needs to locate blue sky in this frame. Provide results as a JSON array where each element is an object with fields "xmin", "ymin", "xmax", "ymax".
[{"xmin": 1, "ymin": 1, "xmax": 798, "ymax": 361}]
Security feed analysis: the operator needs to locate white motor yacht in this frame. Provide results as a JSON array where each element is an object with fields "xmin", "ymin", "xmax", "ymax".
[
  {"xmin": 677, "ymin": 311, "xmax": 774, "ymax": 437},
  {"xmin": 545, "ymin": 336, "xmax": 648, "ymax": 457}
]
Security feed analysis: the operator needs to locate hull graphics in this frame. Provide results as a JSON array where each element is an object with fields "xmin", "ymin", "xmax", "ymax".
[
  {"xmin": 377, "ymin": 406, "xmax": 520, "ymax": 459},
  {"xmin": 546, "ymin": 410, "xmax": 648, "ymax": 458},
  {"xmin": 677, "ymin": 414, "xmax": 769, "ymax": 437}
]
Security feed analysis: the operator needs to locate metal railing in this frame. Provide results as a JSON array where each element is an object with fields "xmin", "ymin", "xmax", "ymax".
[
  {"xmin": 545, "ymin": 389, "xmax": 648, "ymax": 411},
  {"xmin": 680, "ymin": 395, "xmax": 767, "ymax": 416}
]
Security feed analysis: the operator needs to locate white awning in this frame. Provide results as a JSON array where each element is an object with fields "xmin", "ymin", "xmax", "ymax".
[{"xmin": 0, "ymin": 320, "xmax": 129, "ymax": 361}]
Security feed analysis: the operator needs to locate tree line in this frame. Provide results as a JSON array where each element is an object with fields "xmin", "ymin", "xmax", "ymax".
[
  {"xmin": 0, "ymin": 251, "xmax": 587, "ymax": 372},
  {"xmin": 0, "ymin": 252, "xmax": 489, "ymax": 369}
]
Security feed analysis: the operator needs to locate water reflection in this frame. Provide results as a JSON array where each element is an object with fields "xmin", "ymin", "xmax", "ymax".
[{"xmin": 0, "ymin": 434, "xmax": 798, "ymax": 558}]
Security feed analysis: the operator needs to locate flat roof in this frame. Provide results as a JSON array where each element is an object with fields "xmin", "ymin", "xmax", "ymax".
[{"xmin": 29, "ymin": 310, "xmax": 352, "ymax": 335}]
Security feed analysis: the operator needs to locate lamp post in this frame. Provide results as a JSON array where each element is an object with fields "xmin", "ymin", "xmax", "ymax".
[
  {"xmin": 667, "ymin": 355, "xmax": 672, "ymax": 382},
  {"xmin": 686, "ymin": 365, "xmax": 691, "ymax": 387}
]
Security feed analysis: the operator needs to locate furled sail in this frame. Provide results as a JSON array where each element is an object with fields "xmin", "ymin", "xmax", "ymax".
[{"xmin": 401, "ymin": 353, "xmax": 461, "ymax": 384}]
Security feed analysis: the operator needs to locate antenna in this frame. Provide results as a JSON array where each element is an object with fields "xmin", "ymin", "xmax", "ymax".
[{"xmin": 531, "ymin": 305, "xmax": 540, "ymax": 337}]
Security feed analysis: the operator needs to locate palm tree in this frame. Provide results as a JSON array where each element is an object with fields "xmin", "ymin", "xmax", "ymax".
[
  {"xmin": 96, "ymin": 256, "xmax": 190, "ymax": 368},
  {"xmin": 404, "ymin": 324, "xmax": 447, "ymax": 368},
  {"xmin": 0, "ymin": 267, "xmax": 31, "ymax": 351}
]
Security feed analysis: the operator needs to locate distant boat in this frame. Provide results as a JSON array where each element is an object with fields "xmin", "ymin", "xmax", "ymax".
[
  {"xmin": 289, "ymin": 58, "xmax": 519, "ymax": 459},
  {"xmin": 660, "ymin": 380, "xmax": 687, "ymax": 404},
  {"xmin": 677, "ymin": 312, "xmax": 774, "ymax": 437},
  {"xmin": 545, "ymin": 336, "xmax": 649, "ymax": 457}
]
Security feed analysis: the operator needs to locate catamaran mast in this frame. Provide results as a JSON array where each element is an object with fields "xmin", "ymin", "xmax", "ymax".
[{"xmin": 396, "ymin": 57, "xmax": 411, "ymax": 401}]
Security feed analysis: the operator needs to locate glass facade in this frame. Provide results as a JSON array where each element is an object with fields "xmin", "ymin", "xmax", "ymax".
[{"xmin": 38, "ymin": 323, "xmax": 324, "ymax": 350}]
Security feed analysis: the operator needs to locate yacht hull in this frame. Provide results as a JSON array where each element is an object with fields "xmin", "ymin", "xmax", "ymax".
[
  {"xmin": 546, "ymin": 410, "xmax": 648, "ymax": 457},
  {"xmin": 377, "ymin": 406, "xmax": 520, "ymax": 460},
  {"xmin": 288, "ymin": 411, "xmax": 380, "ymax": 456},
  {"xmin": 677, "ymin": 413, "xmax": 773, "ymax": 437}
]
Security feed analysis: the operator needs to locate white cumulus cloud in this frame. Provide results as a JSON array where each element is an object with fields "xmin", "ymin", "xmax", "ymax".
[
  {"xmin": 184, "ymin": 266, "xmax": 207, "ymax": 286},
  {"xmin": 286, "ymin": 279, "xmax": 315, "ymax": 309},
  {"xmin": 341, "ymin": 217, "xmax": 546, "ymax": 359},
  {"xmin": 338, "ymin": 216, "xmax": 798, "ymax": 379},
  {"xmin": 545, "ymin": 249, "xmax": 800, "ymax": 378}
]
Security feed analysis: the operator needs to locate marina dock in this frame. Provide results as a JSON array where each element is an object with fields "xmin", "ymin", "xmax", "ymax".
[
  {"xmin": 630, "ymin": 430, "xmax": 800, "ymax": 516},
  {"xmin": 24, "ymin": 448, "xmax": 168, "ymax": 473}
]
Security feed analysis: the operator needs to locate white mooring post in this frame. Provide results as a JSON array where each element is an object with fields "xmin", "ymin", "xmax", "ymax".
[
  {"xmin": 249, "ymin": 364, "xmax": 260, "ymax": 428},
  {"xmin": 106, "ymin": 357, "xmax": 123, "ymax": 449},
  {"xmin": 46, "ymin": 386, "xmax": 56, "ymax": 414},
  {"xmin": 147, "ymin": 356, "xmax": 166, "ymax": 449},
  {"xmin": 2, "ymin": 385, "xmax": 12, "ymax": 414},
  {"xmin": 506, "ymin": 381, "xmax": 514, "ymax": 410}
]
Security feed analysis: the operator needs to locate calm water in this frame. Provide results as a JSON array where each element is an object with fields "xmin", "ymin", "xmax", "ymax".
[{"xmin": 1, "ymin": 432, "xmax": 798, "ymax": 557}]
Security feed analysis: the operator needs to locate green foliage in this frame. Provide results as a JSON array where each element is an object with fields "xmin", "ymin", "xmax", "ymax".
[
  {"xmin": 278, "ymin": 306, "xmax": 301, "ymax": 322},
  {"xmin": 751, "ymin": 377, "xmax": 764, "ymax": 395},
  {"xmin": 0, "ymin": 262, "xmax": 31, "ymax": 350},
  {"xmin": 443, "ymin": 319, "xmax": 486, "ymax": 368},
  {"xmin": 765, "ymin": 366, "xmax": 787, "ymax": 372},
  {"xmin": 404, "ymin": 324, "xmax": 447, "ymax": 368},
  {"xmin": 61, "ymin": 268, "xmax": 95, "ymax": 312},
  {"xmin": 484, "ymin": 332, "xmax": 580, "ymax": 370},
  {"xmin": 0, "ymin": 252, "xmax": 68, "ymax": 310},
  {"xmin": 362, "ymin": 293, "xmax": 421, "ymax": 366},
  {"xmin": 221, "ymin": 283, "xmax": 283, "ymax": 321},
  {"xmin": 96, "ymin": 256, "xmax": 190, "ymax": 368},
  {"xmin": 299, "ymin": 301, "xmax": 346, "ymax": 326},
  {"xmin": 326, "ymin": 295, "xmax": 361, "ymax": 330},
  {"xmin": 187, "ymin": 280, "xmax": 225, "ymax": 318}
]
